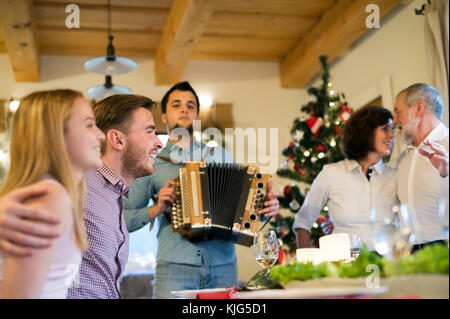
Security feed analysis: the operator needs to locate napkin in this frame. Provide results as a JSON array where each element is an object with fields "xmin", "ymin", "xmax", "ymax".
[{"xmin": 196, "ymin": 287, "xmax": 238, "ymax": 299}]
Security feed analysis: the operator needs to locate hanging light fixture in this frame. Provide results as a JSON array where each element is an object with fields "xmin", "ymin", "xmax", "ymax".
[
  {"xmin": 85, "ymin": 75, "xmax": 131, "ymax": 100},
  {"xmin": 83, "ymin": 0, "xmax": 137, "ymax": 75}
]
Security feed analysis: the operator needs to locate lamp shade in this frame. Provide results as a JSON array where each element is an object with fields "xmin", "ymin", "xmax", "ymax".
[
  {"xmin": 84, "ymin": 35, "xmax": 137, "ymax": 75},
  {"xmin": 85, "ymin": 75, "xmax": 131, "ymax": 99},
  {"xmin": 84, "ymin": 56, "xmax": 137, "ymax": 75}
]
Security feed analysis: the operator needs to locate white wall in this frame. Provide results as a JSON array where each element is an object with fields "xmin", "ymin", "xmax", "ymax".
[{"xmin": 0, "ymin": 0, "xmax": 440, "ymax": 282}]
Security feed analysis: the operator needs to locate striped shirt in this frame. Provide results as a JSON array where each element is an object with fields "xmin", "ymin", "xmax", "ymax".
[{"xmin": 67, "ymin": 164, "xmax": 129, "ymax": 299}]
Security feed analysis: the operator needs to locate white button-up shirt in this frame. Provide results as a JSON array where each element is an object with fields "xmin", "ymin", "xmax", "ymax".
[
  {"xmin": 396, "ymin": 122, "xmax": 449, "ymax": 244},
  {"xmin": 293, "ymin": 159, "xmax": 398, "ymax": 251}
]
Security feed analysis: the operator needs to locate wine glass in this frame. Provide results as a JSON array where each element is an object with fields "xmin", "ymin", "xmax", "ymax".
[
  {"xmin": 253, "ymin": 230, "xmax": 280, "ymax": 276},
  {"xmin": 350, "ymin": 234, "xmax": 363, "ymax": 259},
  {"xmin": 370, "ymin": 205, "xmax": 416, "ymax": 261}
]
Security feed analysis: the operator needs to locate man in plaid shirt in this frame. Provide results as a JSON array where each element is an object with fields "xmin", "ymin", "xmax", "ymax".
[
  {"xmin": 67, "ymin": 94, "xmax": 168, "ymax": 298},
  {"xmin": 0, "ymin": 93, "xmax": 168, "ymax": 298}
]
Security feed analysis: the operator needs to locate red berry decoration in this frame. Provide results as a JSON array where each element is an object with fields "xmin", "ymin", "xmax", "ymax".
[{"xmin": 283, "ymin": 185, "xmax": 292, "ymax": 197}]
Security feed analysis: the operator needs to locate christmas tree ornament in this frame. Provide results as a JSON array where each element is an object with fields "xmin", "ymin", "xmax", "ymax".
[
  {"xmin": 334, "ymin": 125, "xmax": 342, "ymax": 136},
  {"xmin": 289, "ymin": 199, "xmax": 300, "ymax": 211},
  {"xmin": 306, "ymin": 117, "xmax": 323, "ymax": 136},
  {"xmin": 283, "ymin": 185, "xmax": 292, "ymax": 197},
  {"xmin": 298, "ymin": 166, "xmax": 307, "ymax": 179},
  {"xmin": 339, "ymin": 103, "xmax": 352, "ymax": 124},
  {"xmin": 279, "ymin": 160, "xmax": 289, "ymax": 169},
  {"xmin": 292, "ymin": 130, "xmax": 304, "ymax": 142},
  {"xmin": 317, "ymin": 144, "xmax": 325, "ymax": 152}
]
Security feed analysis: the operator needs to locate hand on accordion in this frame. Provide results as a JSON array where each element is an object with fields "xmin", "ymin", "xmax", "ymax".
[
  {"xmin": 257, "ymin": 180, "xmax": 280, "ymax": 218},
  {"xmin": 148, "ymin": 180, "xmax": 177, "ymax": 219}
]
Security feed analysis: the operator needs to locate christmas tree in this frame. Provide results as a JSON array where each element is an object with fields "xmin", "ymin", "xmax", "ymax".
[{"xmin": 272, "ymin": 55, "xmax": 352, "ymax": 259}]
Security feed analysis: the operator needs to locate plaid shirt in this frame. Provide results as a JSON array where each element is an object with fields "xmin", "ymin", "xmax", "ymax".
[{"xmin": 67, "ymin": 164, "xmax": 129, "ymax": 299}]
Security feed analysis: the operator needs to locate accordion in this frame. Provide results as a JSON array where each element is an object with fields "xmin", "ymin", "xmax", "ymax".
[{"xmin": 170, "ymin": 161, "xmax": 270, "ymax": 247}]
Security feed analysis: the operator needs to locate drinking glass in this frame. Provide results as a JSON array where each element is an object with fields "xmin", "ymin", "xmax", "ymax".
[
  {"xmin": 370, "ymin": 205, "xmax": 416, "ymax": 261},
  {"xmin": 350, "ymin": 234, "xmax": 363, "ymax": 259},
  {"xmin": 253, "ymin": 230, "xmax": 280, "ymax": 276}
]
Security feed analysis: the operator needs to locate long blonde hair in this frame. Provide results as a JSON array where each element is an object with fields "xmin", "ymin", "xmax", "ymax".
[{"xmin": 0, "ymin": 89, "xmax": 88, "ymax": 250}]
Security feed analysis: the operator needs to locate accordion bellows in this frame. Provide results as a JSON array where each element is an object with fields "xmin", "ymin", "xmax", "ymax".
[{"xmin": 170, "ymin": 161, "xmax": 270, "ymax": 247}]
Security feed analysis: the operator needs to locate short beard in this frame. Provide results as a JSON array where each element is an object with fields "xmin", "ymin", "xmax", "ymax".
[
  {"xmin": 121, "ymin": 142, "xmax": 153, "ymax": 180},
  {"xmin": 401, "ymin": 110, "xmax": 420, "ymax": 145}
]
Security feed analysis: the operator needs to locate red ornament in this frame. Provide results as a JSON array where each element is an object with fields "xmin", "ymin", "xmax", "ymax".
[
  {"xmin": 283, "ymin": 185, "xmax": 292, "ymax": 197},
  {"xmin": 289, "ymin": 141, "xmax": 295, "ymax": 147},
  {"xmin": 288, "ymin": 152, "xmax": 293, "ymax": 159},
  {"xmin": 306, "ymin": 117, "xmax": 323, "ymax": 136},
  {"xmin": 317, "ymin": 215, "xmax": 327, "ymax": 224},
  {"xmin": 334, "ymin": 125, "xmax": 342, "ymax": 136},
  {"xmin": 339, "ymin": 104, "xmax": 352, "ymax": 124},
  {"xmin": 317, "ymin": 144, "xmax": 325, "ymax": 152},
  {"xmin": 295, "ymin": 165, "xmax": 307, "ymax": 179}
]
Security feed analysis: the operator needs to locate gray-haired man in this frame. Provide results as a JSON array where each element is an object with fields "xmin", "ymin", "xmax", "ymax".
[{"xmin": 393, "ymin": 83, "xmax": 449, "ymax": 251}]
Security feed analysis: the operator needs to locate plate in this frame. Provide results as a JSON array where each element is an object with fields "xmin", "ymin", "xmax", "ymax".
[
  {"xmin": 171, "ymin": 288, "xmax": 231, "ymax": 299},
  {"xmin": 235, "ymin": 286, "xmax": 388, "ymax": 299}
]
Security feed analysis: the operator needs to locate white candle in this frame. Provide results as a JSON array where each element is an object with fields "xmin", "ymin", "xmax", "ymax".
[
  {"xmin": 296, "ymin": 248, "xmax": 323, "ymax": 265},
  {"xmin": 319, "ymin": 233, "xmax": 351, "ymax": 261}
]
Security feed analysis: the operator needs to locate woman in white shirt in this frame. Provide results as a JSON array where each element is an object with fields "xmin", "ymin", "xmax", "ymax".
[
  {"xmin": 0, "ymin": 90, "xmax": 105, "ymax": 298},
  {"xmin": 293, "ymin": 106, "xmax": 398, "ymax": 251}
]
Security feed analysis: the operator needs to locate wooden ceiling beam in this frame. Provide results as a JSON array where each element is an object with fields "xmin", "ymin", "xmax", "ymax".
[
  {"xmin": 154, "ymin": 0, "xmax": 216, "ymax": 85},
  {"xmin": 0, "ymin": 0, "xmax": 40, "ymax": 82},
  {"xmin": 280, "ymin": 0, "xmax": 403, "ymax": 88}
]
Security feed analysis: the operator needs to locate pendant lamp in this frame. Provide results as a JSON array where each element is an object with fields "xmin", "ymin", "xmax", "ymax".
[
  {"xmin": 84, "ymin": 0, "xmax": 137, "ymax": 75},
  {"xmin": 85, "ymin": 75, "xmax": 131, "ymax": 99}
]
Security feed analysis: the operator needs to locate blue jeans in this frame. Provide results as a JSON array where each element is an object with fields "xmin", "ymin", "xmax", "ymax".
[{"xmin": 153, "ymin": 261, "xmax": 238, "ymax": 299}]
